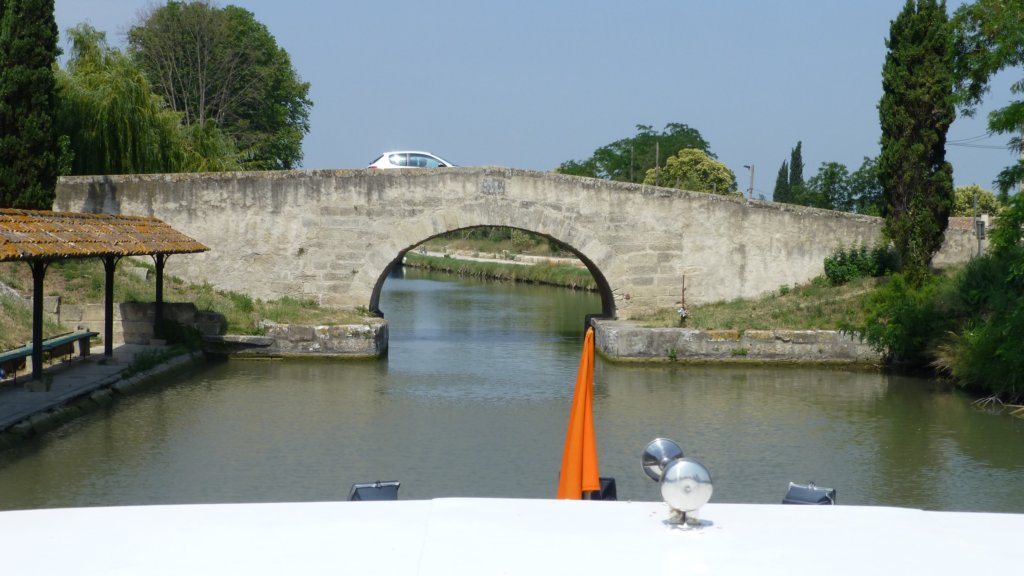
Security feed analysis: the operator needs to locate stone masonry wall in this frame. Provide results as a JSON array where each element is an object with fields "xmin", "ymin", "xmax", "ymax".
[
  {"xmin": 55, "ymin": 169, "xmax": 975, "ymax": 320},
  {"xmin": 57, "ymin": 302, "xmax": 224, "ymax": 345},
  {"xmin": 595, "ymin": 320, "xmax": 880, "ymax": 364},
  {"xmin": 208, "ymin": 319, "xmax": 387, "ymax": 358}
]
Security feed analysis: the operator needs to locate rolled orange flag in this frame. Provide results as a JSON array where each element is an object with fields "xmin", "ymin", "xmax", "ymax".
[{"xmin": 557, "ymin": 327, "xmax": 600, "ymax": 499}]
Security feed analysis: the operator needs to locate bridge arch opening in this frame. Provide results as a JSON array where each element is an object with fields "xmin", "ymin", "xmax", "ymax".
[{"xmin": 367, "ymin": 226, "xmax": 615, "ymax": 320}]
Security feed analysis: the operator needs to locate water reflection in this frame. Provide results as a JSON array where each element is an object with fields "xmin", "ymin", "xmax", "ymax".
[{"xmin": 0, "ymin": 269, "xmax": 1022, "ymax": 512}]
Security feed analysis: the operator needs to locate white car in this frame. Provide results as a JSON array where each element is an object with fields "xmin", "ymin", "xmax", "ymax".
[{"xmin": 367, "ymin": 151, "xmax": 454, "ymax": 169}]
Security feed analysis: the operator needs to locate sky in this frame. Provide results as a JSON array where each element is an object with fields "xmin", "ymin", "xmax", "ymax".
[{"xmin": 53, "ymin": 0, "xmax": 1018, "ymax": 198}]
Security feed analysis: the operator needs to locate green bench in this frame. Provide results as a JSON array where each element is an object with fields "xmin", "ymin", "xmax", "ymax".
[
  {"xmin": 0, "ymin": 330, "xmax": 99, "ymax": 383},
  {"xmin": 0, "ymin": 344, "xmax": 32, "ymax": 381}
]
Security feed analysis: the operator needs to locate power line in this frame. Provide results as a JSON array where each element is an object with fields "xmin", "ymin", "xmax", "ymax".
[
  {"xmin": 948, "ymin": 142, "xmax": 1011, "ymax": 149},
  {"xmin": 948, "ymin": 133, "xmax": 993, "ymax": 144}
]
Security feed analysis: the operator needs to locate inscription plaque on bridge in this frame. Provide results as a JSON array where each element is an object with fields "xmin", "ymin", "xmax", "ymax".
[{"xmin": 480, "ymin": 177, "xmax": 506, "ymax": 196}]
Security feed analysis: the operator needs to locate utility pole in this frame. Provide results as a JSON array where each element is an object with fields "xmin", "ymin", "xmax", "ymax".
[
  {"xmin": 973, "ymin": 188, "xmax": 979, "ymax": 257},
  {"xmin": 630, "ymin": 144, "xmax": 634, "ymax": 183},
  {"xmin": 743, "ymin": 164, "xmax": 755, "ymax": 199},
  {"xmin": 655, "ymin": 142, "xmax": 660, "ymax": 187}
]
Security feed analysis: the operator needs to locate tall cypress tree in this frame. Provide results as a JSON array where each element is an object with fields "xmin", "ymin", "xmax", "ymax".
[
  {"xmin": 878, "ymin": 0, "xmax": 955, "ymax": 281},
  {"xmin": 773, "ymin": 160, "xmax": 790, "ymax": 202},
  {"xmin": 788, "ymin": 141, "xmax": 805, "ymax": 201},
  {"xmin": 0, "ymin": 0, "xmax": 59, "ymax": 209}
]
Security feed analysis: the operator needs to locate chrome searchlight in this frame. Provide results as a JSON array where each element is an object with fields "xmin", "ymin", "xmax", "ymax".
[
  {"xmin": 642, "ymin": 438, "xmax": 713, "ymax": 526},
  {"xmin": 641, "ymin": 438, "xmax": 685, "ymax": 482}
]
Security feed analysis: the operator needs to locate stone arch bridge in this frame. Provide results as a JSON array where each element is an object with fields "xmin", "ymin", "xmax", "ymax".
[{"xmin": 55, "ymin": 168, "xmax": 974, "ymax": 320}]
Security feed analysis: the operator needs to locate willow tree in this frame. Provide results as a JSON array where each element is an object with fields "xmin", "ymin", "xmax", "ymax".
[
  {"xmin": 0, "ymin": 0, "xmax": 60, "ymax": 208},
  {"xmin": 56, "ymin": 24, "xmax": 238, "ymax": 175},
  {"xmin": 878, "ymin": 0, "xmax": 955, "ymax": 281}
]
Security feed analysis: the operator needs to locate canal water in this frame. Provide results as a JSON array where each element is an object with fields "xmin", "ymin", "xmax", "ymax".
[{"xmin": 1, "ymin": 268, "xmax": 1023, "ymax": 512}]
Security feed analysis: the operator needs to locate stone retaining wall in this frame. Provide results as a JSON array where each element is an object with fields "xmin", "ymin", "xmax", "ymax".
[
  {"xmin": 204, "ymin": 319, "xmax": 388, "ymax": 358},
  {"xmin": 594, "ymin": 320, "xmax": 880, "ymax": 364},
  {"xmin": 57, "ymin": 302, "xmax": 225, "ymax": 345}
]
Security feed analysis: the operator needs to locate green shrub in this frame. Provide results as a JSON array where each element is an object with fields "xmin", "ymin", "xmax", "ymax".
[
  {"xmin": 947, "ymin": 307, "xmax": 1024, "ymax": 402},
  {"xmin": 859, "ymin": 272, "xmax": 953, "ymax": 365},
  {"xmin": 824, "ymin": 244, "xmax": 897, "ymax": 285},
  {"xmin": 938, "ymin": 245, "xmax": 1024, "ymax": 401}
]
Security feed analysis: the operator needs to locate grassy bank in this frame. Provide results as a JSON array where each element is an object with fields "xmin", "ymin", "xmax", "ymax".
[
  {"xmin": 419, "ymin": 228, "xmax": 574, "ymax": 259},
  {"xmin": 0, "ymin": 258, "xmax": 369, "ymax": 350},
  {"xmin": 633, "ymin": 276, "xmax": 879, "ymax": 330},
  {"xmin": 404, "ymin": 253, "xmax": 596, "ymax": 291}
]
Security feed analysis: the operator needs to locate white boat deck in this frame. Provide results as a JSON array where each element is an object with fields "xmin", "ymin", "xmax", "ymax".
[{"xmin": 3, "ymin": 498, "xmax": 1023, "ymax": 575}]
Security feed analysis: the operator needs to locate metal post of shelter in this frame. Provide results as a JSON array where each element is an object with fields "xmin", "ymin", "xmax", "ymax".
[
  {"xmin": 153, "ymin": 254, "xmax": 166, "ymax": 339},
  {"xmin": 29, "ymin": 260, "xmax": 47, "ymax": 380},
  {"xmin": 103, "ymin": 255, "xmax": 118, "ymax": 357}
]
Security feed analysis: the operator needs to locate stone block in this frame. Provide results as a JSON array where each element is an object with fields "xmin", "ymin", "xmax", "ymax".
[
  {"xmin": 28, "ymin": 411, "xmax": 58, "ymax": 434},
  {"xmin": 786, "ymin": 330, "xmax": 820, "ymax": 344},
  {"xmin": 284, "ymin": 324, "xmax": 315, "ymax": 342},
  {"xmin": 89, "ymin": 389, "xmax": 114, "ymax": 406}
]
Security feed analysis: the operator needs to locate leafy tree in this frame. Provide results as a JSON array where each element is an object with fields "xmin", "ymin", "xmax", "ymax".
[
  {"xmin": 556, "ymin": 123, "xmax": 711, "ymax": 182},
  {"xmin": 805, "ymin": 162, "xmax": 852, "ymax": 210},
  {"xmin": 128, "ymin": 1, "xmax": 312, "ymax": 170},
  {"xmin": 878, "ymin": 0, "xmax": 955, "ymax": 281},
  {"xmin": 56, "ymin": 24, "xmax": 239, "ymax": 176},
  {"xmin": 785, "ymin": 157, "xmax": 883, "ymax": 214},
  {"xmin": 773, "ymin": 161, "xmax": 789, "ymax": 203},
  {"xmin": 988, "ymin": 187, "xmax": 1024, "ymax": 256},
  {"xmin": 938, "ymin": 191, "xmax": 1024, "ymax": 401},
  {"xmin": 848, "ymin": 156, "xmax": 885, "ymax": 215},
  {"xmin": 555, "ymin": 158, "xmax": 597, "ymax": 178},
  {"xmin": 642, "ymin": 148, "xmax": 739, "ymax": 195},
  {"xmin": 179, "ymin": 119, "xmax": 241, "ymax": 172},
  {"xmin": 952, "ymin": 184, "xmax": 1001, "ymax": 216},
  {"xmin": 0, "ymin": 0, "xmax": 59, "ymax": 209},
  {"xmin": 953, "ymin": 0, "xmax": 1024, "ymax": 199}
]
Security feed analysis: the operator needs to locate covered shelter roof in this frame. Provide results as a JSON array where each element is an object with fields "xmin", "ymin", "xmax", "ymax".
[
  {"xmin": 0, "ymin": 208, "xmax": 207, "ymax": 261},
  {"xmin": 0, "ymin": 208, "xmax": 208, "ymax": 383}
]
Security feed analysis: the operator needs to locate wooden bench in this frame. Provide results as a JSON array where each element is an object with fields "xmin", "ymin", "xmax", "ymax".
[{"xmin": 0, "ymin": 330, "xmax": 99, "ymax": 383}]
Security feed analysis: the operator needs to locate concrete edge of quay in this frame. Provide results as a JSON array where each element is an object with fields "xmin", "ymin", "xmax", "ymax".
[
  {"xmin": 593, "ymin": 320, "xmax": 883, "ymax": 367},
  {"xmin": 0, "ymin": 351, "xmax": 206, "ymax": 451}
]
